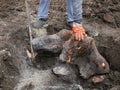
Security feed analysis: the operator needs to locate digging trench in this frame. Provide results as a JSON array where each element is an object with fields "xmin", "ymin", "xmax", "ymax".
[{"xmin": 0, "ymin": 0, "xmax": 120, "ymax": 90}]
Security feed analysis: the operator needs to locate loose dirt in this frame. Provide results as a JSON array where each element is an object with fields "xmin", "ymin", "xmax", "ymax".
[{"xmin": 0, "ymin": 0, "xmax": 120, "ymax": 90}]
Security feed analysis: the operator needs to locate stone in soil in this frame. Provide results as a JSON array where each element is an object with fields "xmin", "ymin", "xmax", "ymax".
[
  {"xmin": 52, "ymin": 64, "xmax": 78, "ymax": 83},
  {"xmin": 91, "ymin": 75, "xmax": 105, "ymax": 84}
]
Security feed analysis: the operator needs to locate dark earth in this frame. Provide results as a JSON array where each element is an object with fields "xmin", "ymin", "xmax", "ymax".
[{"xmin": 0, "ymin": 0, "xmax": 120, "ymax": 90}]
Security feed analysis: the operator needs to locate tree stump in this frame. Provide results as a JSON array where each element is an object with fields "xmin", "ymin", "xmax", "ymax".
[{"xmin": 32, "ymin": 29, "xmax": 110, "ymax": 79}]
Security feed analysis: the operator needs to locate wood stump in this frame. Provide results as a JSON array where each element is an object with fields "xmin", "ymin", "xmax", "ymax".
[{"xmin": 32, "ymin": 29, "xmax": 110, "ymax": 79}]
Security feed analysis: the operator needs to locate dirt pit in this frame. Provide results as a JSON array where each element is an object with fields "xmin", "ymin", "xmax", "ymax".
[{"xmin": 0, "ymin": 0, "xmax": 120, "ymax": 90}]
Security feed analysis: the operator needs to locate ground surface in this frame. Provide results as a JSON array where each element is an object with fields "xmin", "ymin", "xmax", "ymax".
[{"xmin": 0, "ymin": 0, "xmax": 120, "ymax": 90}]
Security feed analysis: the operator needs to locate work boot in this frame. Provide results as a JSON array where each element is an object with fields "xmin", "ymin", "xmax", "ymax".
[
  {"xmin": 67, "ymin": 22, "xmax": 74, "ymax": 28},
  {"xmin": 34, "ymin": 19, "xmax": 47, "ymax": 29}
]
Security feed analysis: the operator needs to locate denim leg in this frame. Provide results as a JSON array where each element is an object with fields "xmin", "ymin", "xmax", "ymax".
[
  {"xmin": 66, "ymin": 0, "xmax": 83, "ymax": 23},
  {"xmin": 73, "ymin": 0, "xmax": 83, "ymax": 23},
  {"xmin": 38, "ymin": 0, "xmax": 51, "ymax": 19},
  {"xmin": 66, "ymin": 0, "xmax": 74, "ymax": 22}
]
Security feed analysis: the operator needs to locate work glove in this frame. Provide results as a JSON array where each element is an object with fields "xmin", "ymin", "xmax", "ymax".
[{"xmin": 72, "ymin": 23, "xmax": 87, "ymax": 41}]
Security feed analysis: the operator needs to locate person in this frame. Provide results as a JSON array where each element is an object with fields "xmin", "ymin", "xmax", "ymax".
[{"xmin": 34, "ymin": 0, "xmax": 87, "ymax": 41}]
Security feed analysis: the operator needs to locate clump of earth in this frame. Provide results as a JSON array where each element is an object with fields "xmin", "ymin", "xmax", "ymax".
[{"xmin": 0, "ymin": 0, "xmax": 120, "ymax": 90}]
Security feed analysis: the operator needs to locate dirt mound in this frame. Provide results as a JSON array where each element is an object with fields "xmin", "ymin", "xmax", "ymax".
[
  {"xmin": 0, "ymin": 42, "xmax": 19, "ymax": 90},
  {"xmin": 46, "ymin": 0, "xmax": 120, "ymax": 28},
  {"xmin": 0, "ymin": 0, "xmax": 25, "ymax": 18},
  {"xmin": 83, "ymin": 0, "xmax": 120, "ymax": 28}
]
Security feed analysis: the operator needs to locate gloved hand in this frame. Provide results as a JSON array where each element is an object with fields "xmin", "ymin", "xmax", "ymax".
[{"xmin": 72, "ymin": 23, "xmax": 87, "ymax": 41}]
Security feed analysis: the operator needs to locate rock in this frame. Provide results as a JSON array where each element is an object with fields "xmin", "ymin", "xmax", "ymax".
[
  {"xmin": 53, "ymin": 65, "xmax": 71, "ymax": 76},
  {"xmin": 91, "ymin": 75, "xmax": 105, "ymax": 84},
  {"xmin": 103, "ymin": 13, "xmax": 115, "ymax": 23},
  {"xmin": 52, "ymin": 64, "xmax": 78, "ymax": 83}
]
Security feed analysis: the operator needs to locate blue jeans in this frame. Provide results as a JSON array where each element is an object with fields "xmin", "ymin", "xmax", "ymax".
[{"xmin": 38, "ymin": 0, "xmax": 83, "ymax": 23}]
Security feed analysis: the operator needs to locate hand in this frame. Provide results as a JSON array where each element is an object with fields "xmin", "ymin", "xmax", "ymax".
[{"xmin": 72, "ymin": 23, "xmax": 87, "ymax": 41}]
